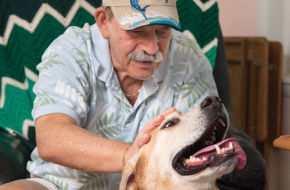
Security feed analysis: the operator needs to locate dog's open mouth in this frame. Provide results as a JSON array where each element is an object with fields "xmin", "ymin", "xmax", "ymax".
[{"xmin": 172, "ymin": 116, "xmax": 247, "ymax": 176}]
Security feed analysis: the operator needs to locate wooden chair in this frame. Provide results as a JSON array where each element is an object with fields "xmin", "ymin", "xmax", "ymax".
[{"xmin": 224, "ymin": 37, "xmax": 283, "ymax": 164}]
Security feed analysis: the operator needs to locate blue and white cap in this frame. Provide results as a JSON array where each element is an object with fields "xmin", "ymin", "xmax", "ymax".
[{"xmin": 102, "ymin": 0, "xmax": 181, "ymax": 30}]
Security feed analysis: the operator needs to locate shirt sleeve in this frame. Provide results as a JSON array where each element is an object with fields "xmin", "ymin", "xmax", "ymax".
[{"xmin": 32, "ymin": 28, "xmax": 92, "ymax": 126}]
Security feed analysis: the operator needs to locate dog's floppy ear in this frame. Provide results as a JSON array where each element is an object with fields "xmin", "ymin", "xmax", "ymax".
[{"xmin": 119, "ymin": 150, "xmax": 143, "ymax": 190}]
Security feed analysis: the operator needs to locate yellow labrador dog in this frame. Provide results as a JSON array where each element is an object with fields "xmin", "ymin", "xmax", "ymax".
[{"xmin": 120, "ymin": 96, "xmax": 247, "ymax": 190}]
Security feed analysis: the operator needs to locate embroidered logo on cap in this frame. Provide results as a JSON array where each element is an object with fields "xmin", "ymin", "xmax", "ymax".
[{"xmin": 130, "ymin": 0, "xmax": 150, "ymax": 19}]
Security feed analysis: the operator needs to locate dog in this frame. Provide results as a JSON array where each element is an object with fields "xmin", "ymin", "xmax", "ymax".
[{"xmin": 120, "ymin": 96, "xmax": 247, "ymax": 190}]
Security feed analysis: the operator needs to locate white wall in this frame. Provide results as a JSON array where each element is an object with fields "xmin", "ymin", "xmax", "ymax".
[
  {"xmin": 219, "ymin": 0, "xmax": 258, "ymax": 36},
  {"xmin": 219, "ymin": 0, "xmax": 290, "ymax": 77},
  {"xmin": 219, "ymin": 1, "xmax": 290, "ymax": 189},
  {"xmin": 257, "ymin": 0, "xmax": 290, "ymax": 78}
]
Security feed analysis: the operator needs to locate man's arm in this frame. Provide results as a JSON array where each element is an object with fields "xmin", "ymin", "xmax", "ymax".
[{"xmin": 35, "ymin": 108, "xmax": 177, "ymax": 173}]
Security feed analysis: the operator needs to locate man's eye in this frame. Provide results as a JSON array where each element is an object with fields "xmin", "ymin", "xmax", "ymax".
[
  {"xmin": 132, "ymin": 30, "xmax": 142, "ymax": 34},
  {"xmin": 162, "ymin": 118, "xmax": 180, "ymax": 129},
  {"xmin": 157, "ymin": 28, "xmax": 171, "ymax": 37}
]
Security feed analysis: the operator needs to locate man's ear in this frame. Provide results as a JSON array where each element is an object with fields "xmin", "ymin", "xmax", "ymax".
[{"xmin": 94, "ymin": 7, "xmax": 110, "ymax": 39}]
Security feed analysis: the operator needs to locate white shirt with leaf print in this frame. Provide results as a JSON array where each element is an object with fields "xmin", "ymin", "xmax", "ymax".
[{"xmin": 27, "ymin": 23, "xmax": 218, "ymax": 190}]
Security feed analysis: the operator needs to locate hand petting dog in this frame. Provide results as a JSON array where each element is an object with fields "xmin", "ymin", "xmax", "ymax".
[{"xmin": 123, "ymin": 108, "xmax": 180, "ymax": 168}]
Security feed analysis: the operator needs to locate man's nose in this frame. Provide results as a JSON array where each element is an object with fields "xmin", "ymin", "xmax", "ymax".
[{"xmin": 141, "ymin": 31, "xmax": 159, "ymax": 55}]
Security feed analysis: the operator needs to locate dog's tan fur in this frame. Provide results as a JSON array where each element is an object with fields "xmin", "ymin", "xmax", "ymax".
[{"xmin": 120, "ymin": 99, "xmax": 238, "ymax": 190}]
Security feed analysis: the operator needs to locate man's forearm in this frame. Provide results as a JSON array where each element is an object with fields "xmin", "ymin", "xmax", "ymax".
[
  {"xmin": 35, "ymin": 113, "xmax": 130, "ymax": 173},
  {"xmin": 35, "ymin": 108, "xmax": 176, "ymax": 174}
]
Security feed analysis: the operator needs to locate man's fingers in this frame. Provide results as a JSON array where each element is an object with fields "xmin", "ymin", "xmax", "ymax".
[
  {"xmin": 142, "ymin": 107, "xmax": 177, "ymax": 134},
  {"xmin": 153, "ymin": 115, "xmax": 165, "ymax": 127},
  {"xmin": 160, "ymin": 107, "xmax": 177, "ymax": 118},
  {"xmin": 131, "ymin": 108, "xmax": 182, "ymax": 158},
  {"xmin": 137, "ymin": 134, "xmax": 151, "ymax": 148},
  {"xmin": 130, "ymin": 108, "xmax": 182, "ymax": 160},
  {"xmin": 142, "ymin": 115, "xmax": 163, "ymax": 134}
]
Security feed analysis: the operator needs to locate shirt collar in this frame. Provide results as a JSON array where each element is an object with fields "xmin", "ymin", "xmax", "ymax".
[{"xmin": 91, "ymin": 24, "xmax": 114, "ymax": 86}]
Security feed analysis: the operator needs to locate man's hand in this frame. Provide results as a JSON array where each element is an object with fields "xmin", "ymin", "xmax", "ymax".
[{"xmin": 123, "ymin": 108, "xmax": 180, "ymax": 167}]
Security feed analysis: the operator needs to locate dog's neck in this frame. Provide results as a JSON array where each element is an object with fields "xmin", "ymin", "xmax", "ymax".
[{"xmin": 136, "ymin": 168, "xmax": 219, "ymax": 190}]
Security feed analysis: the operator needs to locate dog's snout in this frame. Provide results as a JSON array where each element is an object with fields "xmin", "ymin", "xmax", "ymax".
[{"xmin": 200, "ymin": 96, "xmax": 223, "ymax": 108}]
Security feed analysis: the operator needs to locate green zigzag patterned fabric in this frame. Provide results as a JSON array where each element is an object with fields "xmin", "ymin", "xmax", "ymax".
[{"xmin": 0, "ymin": 0, "xmax": 219, "ymax": 142}]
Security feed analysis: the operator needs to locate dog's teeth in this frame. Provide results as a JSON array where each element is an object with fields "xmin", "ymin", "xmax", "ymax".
[
  {"xmin": 215, "ymin": 145, "xmax": 221, "ymax": 154},
  {"xmin": 189, "ymin": 156, "xmax": 195, "ymax": 161},
  {"xmin": 214, "ymin": 142, "xmax": 234, "ymax": 155},
  {"xmin": 221, "ymin": 148, "xmax": 225, "ymax": 154},
  {"xmin": 224, "ymin": 142, "xmax": 233, "ymax": 152},
  {"xmin": 221, "ymin": 142, "xmax": 233, "ymax": 152},
  {"xmin": 218, "ymin": 118, "xmax": 226, "ymax": 127},
  {"xmin": 229, "ymin": 142, "xmax": 233, "ymax": 149},
  {"xmin": 186, "ymin": 156, "xmax": 196, "ymax": 163},
  {"xmin": 185, "ymin": 156, "xmax": 205, "ymax": 164}
]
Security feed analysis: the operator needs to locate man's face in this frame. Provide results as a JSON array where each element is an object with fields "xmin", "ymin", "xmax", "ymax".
[{"xmin": 107, "ymin": 17, "xmax": 172, "ymax": 81}]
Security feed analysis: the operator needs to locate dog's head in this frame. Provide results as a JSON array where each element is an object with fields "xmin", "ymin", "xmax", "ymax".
[{"xmin": 120, "ymin": 96, "xmax": 247, "ymax": 190}]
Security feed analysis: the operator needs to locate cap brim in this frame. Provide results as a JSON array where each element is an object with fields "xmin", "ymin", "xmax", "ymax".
[{"xmin": 111, "ymin": 5, "xmax": 180, "ymax": 30}]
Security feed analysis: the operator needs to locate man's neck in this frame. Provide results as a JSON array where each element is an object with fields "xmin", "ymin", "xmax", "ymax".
[{"xmin": 116, "ymin": 71, "xmax": 143, "ymax": 106}]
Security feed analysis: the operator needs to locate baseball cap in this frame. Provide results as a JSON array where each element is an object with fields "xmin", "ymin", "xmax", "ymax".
[{"xmin": 102, "ymin": 0, "xmax": 180, "ymax": 30}]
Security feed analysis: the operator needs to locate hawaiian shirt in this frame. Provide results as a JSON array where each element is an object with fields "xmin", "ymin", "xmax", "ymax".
[{"xmin": 27, "ymin": 23, "xmax": 218, "ymax": 190}]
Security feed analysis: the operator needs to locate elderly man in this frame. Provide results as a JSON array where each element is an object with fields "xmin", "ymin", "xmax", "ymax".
[{"xmin": 0, "ymin": 0, "xmax": 266, "ymax": 189}]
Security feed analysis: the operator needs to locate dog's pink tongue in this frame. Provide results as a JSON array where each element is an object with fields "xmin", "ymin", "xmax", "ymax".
[{"xmin": 194, "ymin": 138, "xmax": 247, "ymax": 170}]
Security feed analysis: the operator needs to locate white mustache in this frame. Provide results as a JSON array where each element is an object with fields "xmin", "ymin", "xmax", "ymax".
[{"xmin": 128, "ymin": 51, "xmax": 163, "ymax": 63}]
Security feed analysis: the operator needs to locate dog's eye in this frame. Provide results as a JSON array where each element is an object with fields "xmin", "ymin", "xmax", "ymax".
[{"xmin": 162, "ymin": 118, "xmax": 180, "ymax": 129}]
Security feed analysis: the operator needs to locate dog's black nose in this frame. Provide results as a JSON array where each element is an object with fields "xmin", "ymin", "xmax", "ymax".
[{"xmin": 200, "ymin": 96, "xmax": 223, "ymax": 108}]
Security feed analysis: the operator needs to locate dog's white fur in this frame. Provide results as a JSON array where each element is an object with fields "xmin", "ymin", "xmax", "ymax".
[{"xmin": 120, "ymin": 101, "xmax": 238, "ymax": 190}]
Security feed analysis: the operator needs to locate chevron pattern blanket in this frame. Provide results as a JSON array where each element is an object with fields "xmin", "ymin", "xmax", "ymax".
[{"xmin": 0, "ymin": 0, "xmax": 219, "ymax": 142}]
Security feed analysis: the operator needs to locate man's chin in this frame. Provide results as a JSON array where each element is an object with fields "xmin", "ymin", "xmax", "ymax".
[
  {"xmin": 132, "ymin": 71, "xmax": 155, "ymax": 81},
  {"xmin": 135, "ymin": 75, "xmax": 153, "ymax": 81},
  {"xmin": 130, "ymin": 61, "xmax": 163, "ymax": 80}
]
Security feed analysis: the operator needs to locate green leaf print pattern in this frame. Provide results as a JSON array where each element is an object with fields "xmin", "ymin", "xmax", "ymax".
[
  {"xmin": 173, "ymin": 72, "xmax": 209, "ymax": 108},
  {"xmin": 45, "ymin": 176, "xmax": 69, "ymax": 190},
  {"xmin": 123, "ymin": 101, "xmax": 132, "ymax": 113},
  {"xmin": 79, "ymin": 173, "xmax": 109, "ymax": 190},
  {"xmin": 173, "ymin": 32, "xmax": 199, "ymax": 54},
  {"xmin": 172, "ymin": 82, "xmax": 183, "ymax": 99},
  {"xmin": 74, "ymin": 49, "xmax": 91, "ymax": 80},
  {"xmin": 76, "ymin": 49, "xmax": 89, "ymax": 58},
  {"xmin": 38, "ymin": 53, "xmax": 64, "ymax": 71},
  {"xmin": 34, "ymin": 92, "xmax": 56, "ymax": 107},
  {"xmin": 147, "ymin": 107, "xmax": 161, "ymax": 120},
  {"xmin": 71, "ymin": 25, "xmax": 90, "ymax": 39},
  {"xmin": 96, "ymin": 113, "xmax": 124, "ymax": 138}
]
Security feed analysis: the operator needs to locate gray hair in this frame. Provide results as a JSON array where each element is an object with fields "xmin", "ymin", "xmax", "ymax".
[
  {"xmin": 103, "ymin": 6, "xmax": 114, "ymax": 21},
  {"xmin": 128, "ymin": 51, "xmax": 163, "ymax": 63}
]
